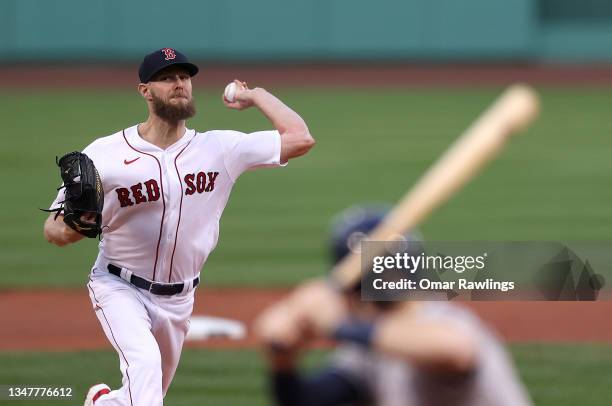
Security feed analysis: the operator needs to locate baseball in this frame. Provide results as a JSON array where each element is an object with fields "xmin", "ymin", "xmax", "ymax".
[{"xmin": 224, "ymin": 82, "xmax": 237, "ymax": 103}]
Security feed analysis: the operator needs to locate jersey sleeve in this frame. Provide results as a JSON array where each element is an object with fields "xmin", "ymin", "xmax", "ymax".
[
  {"xmin": 48, "ymin": 185, "xmax": 66, "ymax": 211},
  {"xmin": 219, "ymin": 130, "xmax": 285, "ymax": 182}
]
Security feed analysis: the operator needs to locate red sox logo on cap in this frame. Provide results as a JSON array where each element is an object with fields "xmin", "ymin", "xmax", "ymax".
[{"xmin": 162, "ymin": 48, "xmax": 176, "ymax": 61}]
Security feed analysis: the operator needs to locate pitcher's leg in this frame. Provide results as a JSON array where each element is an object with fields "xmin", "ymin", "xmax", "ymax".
[
  {"xmin": 151, "ymin": 293, "xmax": 194, "ymax": 396},
  {"xmin": 156, "ymin": 316, "xmax": 190, "ymax": 395},
  {"xmin": 87, "ymin": 280, "xmax": 164, "ymax": 405}
]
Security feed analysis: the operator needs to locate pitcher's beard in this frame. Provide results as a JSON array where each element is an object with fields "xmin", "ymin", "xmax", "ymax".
[{"xmin": 151, "ymin": 92, "xmax": 196, "ymax": 122}]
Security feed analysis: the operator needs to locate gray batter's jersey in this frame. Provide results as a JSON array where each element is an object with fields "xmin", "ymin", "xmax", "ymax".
[{"xmin": 331, "ymin": 303, "xmax": 532, "ymax": 406}]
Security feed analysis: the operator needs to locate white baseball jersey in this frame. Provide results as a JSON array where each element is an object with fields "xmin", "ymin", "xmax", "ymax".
[{"xmin": 52, "ymin": 124, "xmax": 284, "ymax": 283}]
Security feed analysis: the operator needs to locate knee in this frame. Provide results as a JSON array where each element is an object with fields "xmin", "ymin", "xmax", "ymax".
[{"xmin": 127, "ymin": 347, "xmax": 162, "ymax": 376}]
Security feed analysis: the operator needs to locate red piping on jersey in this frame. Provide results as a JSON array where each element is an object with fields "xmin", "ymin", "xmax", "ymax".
[
  {"xmin": 168, "ymin": 130, "xmax": 197, "ymax": 282},
  {"xmin": 88, "ymin": 279, "xmax": 134, "ymax": 406},
  {"xmin": 122, "ymin": 129, "xmax": 165, "ymax": 281}
]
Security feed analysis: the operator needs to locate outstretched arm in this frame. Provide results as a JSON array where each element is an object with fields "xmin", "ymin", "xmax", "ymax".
[
  {"xmin": 43, "ymin": 213, "xmax": 85, "ymax": 247},
  {"xmin": 373, "ymin": 308, "xmax": 477, "ymax": 373},
  {"xmin": 223, "ymin": 80, "xmax": 315, "ymax": 162},
  {"xmin": 256, "ymin": 280, "xmax": 477, "ymax": 374}
]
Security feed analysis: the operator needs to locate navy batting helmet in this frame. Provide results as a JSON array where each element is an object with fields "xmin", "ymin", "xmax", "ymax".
[{"xmin": 329, "ymin": 204, "xmax": 423, "ymax": 265}]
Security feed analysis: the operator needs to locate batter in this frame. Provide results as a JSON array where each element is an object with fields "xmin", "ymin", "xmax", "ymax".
[
  {"xmin": 43, "ymin": 48, "xmax": 315, "ymax": 405},
  {"xmin": 255, "ymin": 205, "xmax": 531, "ymax": 406}
]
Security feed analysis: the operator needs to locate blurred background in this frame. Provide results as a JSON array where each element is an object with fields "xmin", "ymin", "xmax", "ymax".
[
  {"xmin": 1, "ymin": 0, "xmax": 611, "ymax": 405},
  {"xmin": 2, "ymin": 0, "xmax": 612, "ymax": 62}
]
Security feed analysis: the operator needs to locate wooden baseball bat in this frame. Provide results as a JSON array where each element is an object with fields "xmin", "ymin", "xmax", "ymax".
[{"xmin": 331, "ymin": 84, "xmax": 540, "ymax": 290}]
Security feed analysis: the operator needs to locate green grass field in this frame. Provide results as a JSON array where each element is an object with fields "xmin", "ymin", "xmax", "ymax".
[
  {"xmin": 1, "ymin": 86, "xmax": 611, "ymax": 404},
  {"xmin": 1, "ymin": 344, "xmax": 611, "ymax": 405},
  {"xmin": 2, "ymin": 87, "xmax": 611, "ymax": 288}
]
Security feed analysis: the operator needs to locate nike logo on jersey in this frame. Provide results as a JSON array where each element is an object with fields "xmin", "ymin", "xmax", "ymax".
[{"xmin": 124, "ymin": 157, "xmax": 141, "ymax": 165}]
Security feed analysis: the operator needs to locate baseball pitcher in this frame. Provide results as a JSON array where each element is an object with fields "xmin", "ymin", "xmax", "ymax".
[{"xmin": 43, "ymin": 48, "xmax": 315, "ymax": 406}]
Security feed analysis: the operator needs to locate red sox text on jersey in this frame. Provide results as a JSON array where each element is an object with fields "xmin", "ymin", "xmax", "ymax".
[{"xmin": 115, "ymin": 171, "xmax": 220, "ymax": 207}]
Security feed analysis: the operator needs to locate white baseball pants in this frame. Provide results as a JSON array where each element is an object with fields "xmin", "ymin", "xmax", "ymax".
[{"xmin": 86, "ymin": 267, "xmax": 195, "ymax": 406}]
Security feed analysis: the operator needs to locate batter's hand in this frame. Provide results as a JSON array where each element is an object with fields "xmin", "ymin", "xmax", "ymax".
[
  {"xmin": 254, "ymin": 278, "xmax": 348, "ymax": 350},
  {"xmin": 254, "ymin": 301, "xmax": 305, "ymax": 350},
  {"xmin": 288, "ymin": 279, "xmax": 348, "ymax": 336},
  {"xmin": 222, "ymin": 79, "xmax": 256, "ymax": 110}
]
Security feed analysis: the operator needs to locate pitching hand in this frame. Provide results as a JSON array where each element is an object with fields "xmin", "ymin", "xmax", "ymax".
[{"xmin": 222, "ymin": 79, "xmax": 256, "ymax": 110}]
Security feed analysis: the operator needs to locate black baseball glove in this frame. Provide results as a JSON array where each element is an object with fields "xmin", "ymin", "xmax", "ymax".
[{"xmin": 44, "ymin": 152, "xmax": 104, "ymax": 238}]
